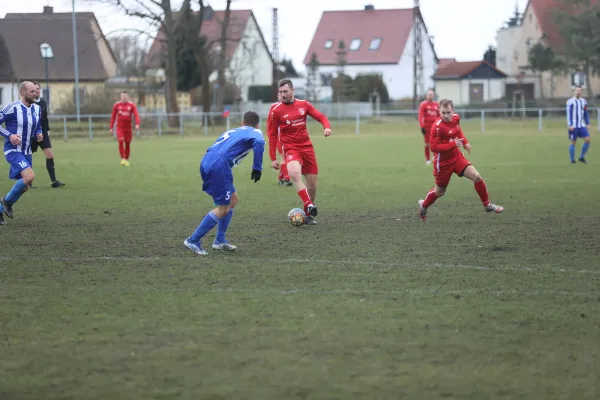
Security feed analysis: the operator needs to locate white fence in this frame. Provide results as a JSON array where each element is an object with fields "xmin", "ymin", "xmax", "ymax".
[{"xmin": 47, "ymin": 107, "xmax": 599, "ymax": 141}]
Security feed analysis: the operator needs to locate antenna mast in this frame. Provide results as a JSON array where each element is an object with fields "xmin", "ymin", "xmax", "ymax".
[
  {"xmin": 272, "ymin": 8, "xmax": 280, "ymax": 85},
  {"xmin": 413, "ymin": 0, "xmax": 424, "ymax": 109}
]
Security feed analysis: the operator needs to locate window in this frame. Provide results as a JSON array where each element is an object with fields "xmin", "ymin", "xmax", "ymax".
[
  {"xmin": 324, "ymin": 40, "xmax": 333, "ymax": 49},
  {"xmin": 349, "ymin": 39, "xmax": 361, "ymax": 51},
  {"xmin": 369, "ymin": 38, "xmax": 382, "ymax": 50}
]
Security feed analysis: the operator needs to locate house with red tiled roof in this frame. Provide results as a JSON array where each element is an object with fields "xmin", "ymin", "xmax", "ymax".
[
  {"xmin": 0, "ymin": 6, "xmax": 117, "ymax": 112},
  {"xmin": 145, "ymin": 6, "xmax": 273, "ymax": 102},
  {"xmin": 433, "ymin": 60, "xmax": 508, "ymax": 105},
  {"xmin": 302, "ymin": 5, "xmax": 438, "ymax": 100},
  {"xmin": 496, "ymin": 0, "xmax": 600, "ymax": 99}
]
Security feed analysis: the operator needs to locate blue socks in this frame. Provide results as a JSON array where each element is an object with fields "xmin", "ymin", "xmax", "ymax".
[
  {"xmin": 5, "ymin": 179, "xmax": 28, "ymax": 204},
  {"xmin": 581, "ymin": 142, "xmax": 590, "ymax": 158},
  {"xmin": 190, "ymin": 211, "xmax": 220, "ymax": 243},
  {"xmin": 569, "ymin": 144, "xmax": 576, "ymax": 161},
  {"xmin": 216, "ymin": 209, "xmax": 234, "ymax": 243}
]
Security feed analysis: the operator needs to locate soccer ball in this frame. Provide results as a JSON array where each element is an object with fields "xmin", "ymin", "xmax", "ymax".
[{"xmin": 288, "ymin": 208, "xmax": 306, "ymax": 227}]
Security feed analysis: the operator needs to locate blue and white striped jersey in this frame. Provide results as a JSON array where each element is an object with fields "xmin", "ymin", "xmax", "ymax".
[
  {"xmin": 566, "ymin": 96, "xmax": 589, "ymax": 128},
  {"xmin": 0, "ymin": 101, "xmax": 42, "ymax": 156}
]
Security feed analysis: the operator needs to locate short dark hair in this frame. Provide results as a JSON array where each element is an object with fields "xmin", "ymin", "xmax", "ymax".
[
  {"xmin": 439, "ymin": 98, "xmax": 454, "ymax": 109},
  {"xmin": 242, "ymin": 111, "xmax": 260, "ymax": 127},
  {"xmin": 32, "ymin": 81, "xmax": 40, "ymax": 87},
  {"xmin": 121, "ymin": 90, "xmax": 128, "ymax": 94},
  {"xmin": 278, "ymin": 78, "xmax": 294, "ymax": 89},
  {"xmin": 575, "ymin": 85, "xmax": 583, "ymax": 90}
]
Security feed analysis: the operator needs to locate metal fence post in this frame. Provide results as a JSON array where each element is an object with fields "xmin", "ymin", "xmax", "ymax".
[
  {"xmin": 157, "ymin": 115, "xmax": 162, "ymax": 136},
  {"xmin": 63, "ymin": 117, "xmax": 68, "ymax": 142},
  {"xmin": 355, "ymin": 112, "xmax": 360, "ymax": 135},
  {"xmin": 481, "ymin": 110, "xmax": 485, "ymax": 133},
  {"xmin": 597, "ymin": 108, "xmax": 599, "ymax": 132},
  {"xmin": 538, "ymin": 109, "xmax": 543, "ymax": 131},
  {"xmin": 203, "ymin": 114, "xmax": 208, "ymax": 136},
  {"xmin": 179, "ymin": 113, "xmax": 184, "ymax": 137},
  {"xmin": 226, "ymin": 115, "xmax": 230, "ymax": 131},
  {"xmin": 88, "ymin": 116, "xmax": 93, "ymax": 141}
]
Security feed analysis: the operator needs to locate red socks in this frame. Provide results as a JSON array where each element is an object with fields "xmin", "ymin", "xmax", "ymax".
[
  {"xmin": 297, "ymin": 188, "xmax": 312, "ymax": 214},
  {"xmin": 424, "ymin": 145, "xmax": 430, "ymax": 162},
  {"xmin": 422, "ymin": 189, "xmax": 438, "ymax": 208},
  {"xmin": 118, "ymin": 141, "xmax": 125, "ymax": 159},
  {"xmin": 125, "ymin": 141, "xmax": 131, "ymax": 160},
  {"xmin": 281, "ymin": 162, "xmax": 289, "ymax": 180},
  {"xmin": 474, "ymin": 180, "xmax": 490, "ymax": 207},
  {"xmin": 278, "ymin": 162, "xmax": 289, "ymax": 181}
]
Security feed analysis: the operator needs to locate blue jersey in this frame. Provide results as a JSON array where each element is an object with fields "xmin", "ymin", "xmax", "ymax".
[
  {"xmin": 205, "ymin": 126, "xmax": 265, "ymax": 171},
  {"xmin": 566, "ymin": 97, "xmax": 589, "ymax": 128},
  {"xmin": 0, "ymin": 101, "xmax": 42, "ymax": 156}
]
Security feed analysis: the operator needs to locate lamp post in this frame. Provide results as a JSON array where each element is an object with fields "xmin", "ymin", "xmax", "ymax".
[
  {"xmin": 39, "ymin": 43, "xmax": 54, "ymax": 108},
  {"xmin": 72, "ymin": 0, "xmax": 81, "ymax": 122}
]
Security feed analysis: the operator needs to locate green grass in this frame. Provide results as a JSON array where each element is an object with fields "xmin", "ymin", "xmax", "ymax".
[{"xmin": 1, "ymin": 121, "xmax": 599, "ymax": 399}]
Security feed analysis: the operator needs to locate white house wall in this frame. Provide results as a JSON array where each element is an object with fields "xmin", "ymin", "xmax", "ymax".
[
  {"xmin": 496, "ymin": 25, "xmax": 522, "ymax": 77},
  {"xmin": 435, "ymin": 81, "xmax": 462, "ymax": 105},
  {"xmin": 0, "ymin": 83, "xmax": 19, "ymax": 106},
  {"xmin": 209, "ymin": 16, "xmax": 272, "ymax": 101},
  {"xmin": 311, "ymin": 20, "xmax": 436, "ymax": 100}
]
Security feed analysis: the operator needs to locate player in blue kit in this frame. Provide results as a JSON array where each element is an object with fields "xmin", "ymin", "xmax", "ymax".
[
  {"xmin": 184, "ymin": 111, "xmax": 265, "ymax": 256},
  {"xmin": 0, "ymin": 81, "xmax": 44, "ymax": 226},
  {"xmin": 567, "ymin": 86, "xmax": 591, "ymax": 164}
]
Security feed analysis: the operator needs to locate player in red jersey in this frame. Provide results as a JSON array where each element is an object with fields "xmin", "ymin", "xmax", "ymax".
[
  {"xmin": 109, "ymin": 91, "xmax": 140, "ymax": 166},
  {"xmin": 418, "ymin": 89, "xmax": 439, "ymax": 165},
  {"xmin": 268, "ymin": 79, "xmax": 331, "ymax": 225},
  {"xmin": 417, "ymin": 99, "xmax": 504, "ymax": 220},
  {"xmin": 267, "ymin": 92, "xmax": 292, "ymax": 186}
]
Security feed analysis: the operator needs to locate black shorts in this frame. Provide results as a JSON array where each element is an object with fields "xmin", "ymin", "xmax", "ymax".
[{"xmin": 31, "ymin": 131, "xmax": 52, "ymax": 153}]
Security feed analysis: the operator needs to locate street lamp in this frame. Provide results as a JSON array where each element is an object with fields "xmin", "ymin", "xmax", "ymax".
[{"xmin": 40, "ymin": 43, "xmax": 54, "ymax": 108}]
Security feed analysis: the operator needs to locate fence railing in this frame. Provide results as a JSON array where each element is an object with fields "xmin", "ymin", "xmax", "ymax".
[{"xmin": 47, "ymin": 108, "xmax": 599, "ymax": 141}]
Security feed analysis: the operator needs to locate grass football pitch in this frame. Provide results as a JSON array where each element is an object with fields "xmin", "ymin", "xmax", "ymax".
[{"xmin": 1, "ymin": 119, "xmax": 598, "ymax": 399}]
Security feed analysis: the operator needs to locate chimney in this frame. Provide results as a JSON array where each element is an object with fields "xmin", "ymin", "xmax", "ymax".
[
  {"xmin": 364, "ymin": 4, "xmax": 375, "ymax": 11},
  {"xmin": 203, "ymin": 5, "xmax": 214, "ymax": 20},
  {"xmin": 43, "ymin": 6, "xmax": 54, "ymax": 14}
]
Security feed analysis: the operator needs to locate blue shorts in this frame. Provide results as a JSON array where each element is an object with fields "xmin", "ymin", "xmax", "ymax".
[
  {"xmin": 200, "ymin": 154, "xmax": 236, "ymax": 206},
  {"xmin": 5, "ymin": 152, "xmax": 33, "ymax": 180},
  {"xmin": 569, "ymin": 127, "xmax": 590, "ymax": 140}
]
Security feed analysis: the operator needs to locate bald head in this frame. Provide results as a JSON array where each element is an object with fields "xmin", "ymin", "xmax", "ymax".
[{"xmin": 20, "ymin": 81, "xmax": 37, "ymax": 106}]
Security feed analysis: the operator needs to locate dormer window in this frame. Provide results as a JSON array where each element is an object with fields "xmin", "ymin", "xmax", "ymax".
[
  {"xmin": 349, "ymin": 39, "xmax": 361, "ymax": 51},
  {"xmin": 324, "ymin": 39, "xmax": 333, "ymax": 49},
  {"xmin": 369, "ymin": 38, "xmax": 382, "ymax": 50}
]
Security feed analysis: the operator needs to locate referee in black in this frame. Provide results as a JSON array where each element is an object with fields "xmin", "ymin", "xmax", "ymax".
[{"xmin": 32, "ymin": 81, "xmax": 65, "ymax": 188}]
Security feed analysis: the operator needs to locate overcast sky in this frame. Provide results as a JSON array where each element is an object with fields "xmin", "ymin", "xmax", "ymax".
[{"xmin": 2, "ymin": 0, "xmax": 529, "ymax": 72}]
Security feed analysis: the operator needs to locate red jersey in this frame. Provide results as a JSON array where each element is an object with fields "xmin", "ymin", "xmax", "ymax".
[
  {"xmin": 110, "ymin": 101, "xmax": 140, "ymax": 131},
  {"xmin": 418, "ymin": 100, "xmax": 440, "ymax": 128},
  {"xmin": 429, "ymin": 114, "xmax": 469, "ymax": 168},
  {"xmin": 268, "ymin": 99, "xmax": 330, "ymax": 161}
]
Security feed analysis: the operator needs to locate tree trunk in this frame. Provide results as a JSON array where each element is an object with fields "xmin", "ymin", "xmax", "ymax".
[
  {"xmin": 162, "ymin": 2, "xmax": 180, "ymax": 127},
  {"xmin": 585, "ymin": 64, "xmax": 594, "ymax": 104},
  {"xmin": 538, "ymin": 72, "xmax": 544, "ymax": 101},
  {"xmin": 216, "ymin": 0, "xmax": 232, "ymax": 114},
  {"xmin": 198, "ymin": 53, "xmax": 212, "ymax": 114}
]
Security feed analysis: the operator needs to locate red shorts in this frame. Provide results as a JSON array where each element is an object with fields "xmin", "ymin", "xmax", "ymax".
[
  {"xmin": 116, "ymin": 129, "xmax": 132, "ymax": 142},
  {"xmin": 434, "ymin": 157, "xmax": 471, "ymax": 187},
  {"xmin": 284, "ymin": 147, "xmax": 318, "ymax": 175}
]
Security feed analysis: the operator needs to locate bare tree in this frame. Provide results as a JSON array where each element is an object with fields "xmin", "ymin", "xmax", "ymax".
[
  {"xmin": 94, "ymin": 0, "xmax": 180, "ymax": 124},
  {"xmin": 109, "ymin": 35, "xmax": 149, "ymax": 102},
  {"xmin": 216, "ymin": 0, "xmax": 233, "ymax": 111}
]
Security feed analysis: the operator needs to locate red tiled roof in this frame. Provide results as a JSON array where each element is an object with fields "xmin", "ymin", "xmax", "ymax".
[
  {"xmin": 438, "ymin": 58, "xmax": 456, "ymax": 69},
  {"xmin": 302, "ymin": 8, "xmax": 417, "ymax": 65},
  {"xmin": 145, "ymin": 10, "xmax": 253, "ymax": 69},
  {"xmin": 434, "ymin": 60, "xmax": 507, "ymax": 79},
  {"xmin": 528, "ymin": 0, "xmax": 599, "ymax": 49}
]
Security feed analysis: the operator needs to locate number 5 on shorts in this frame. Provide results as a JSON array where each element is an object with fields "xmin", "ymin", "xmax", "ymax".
[{"xmin": 225, "ymin": 191, "xmax": 231, "ymax": 200}]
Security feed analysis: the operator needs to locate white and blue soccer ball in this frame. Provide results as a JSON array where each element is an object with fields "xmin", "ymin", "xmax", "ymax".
[{"xmin": 288, "ymin": 208, "xmax": 306, "ymax": 227}]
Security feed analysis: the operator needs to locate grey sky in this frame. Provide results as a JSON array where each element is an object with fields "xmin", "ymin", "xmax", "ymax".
[{"xmin": 2, "ymin": 0, "xmax": 529, "ymax": 73}]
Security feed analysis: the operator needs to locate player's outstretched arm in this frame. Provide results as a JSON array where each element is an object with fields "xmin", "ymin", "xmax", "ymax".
[
  {"xmin": 109, "ymin": 103, "xmax": 117, "ymax": 132},
  {"xmin": 267, "ymin": 109, "xmax": 279, "ymax": 163},
  {"xmin": 307, "ymin": 102, "xmax": 331, "ymax": 132}
]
